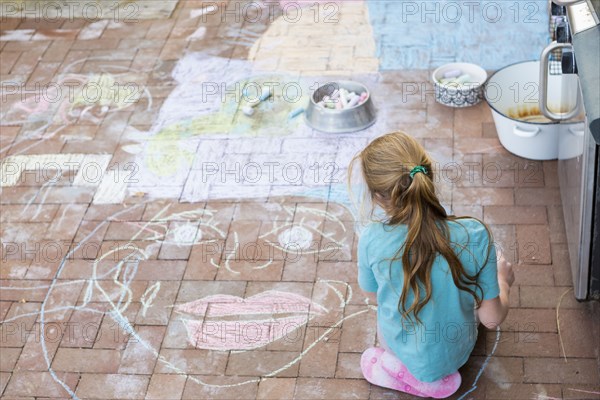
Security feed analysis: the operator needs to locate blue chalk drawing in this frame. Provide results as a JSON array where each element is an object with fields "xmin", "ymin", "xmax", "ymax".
[{"xmin": 367, "ymin": 1, "xmax": 550, "ymax": 70}]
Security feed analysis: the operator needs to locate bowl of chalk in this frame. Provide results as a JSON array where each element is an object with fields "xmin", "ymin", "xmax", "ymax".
[
  {"xmin": 304, "ymin": 80, "xmax": 376, "ymax": 133},
  {"xmin": 432, "ymin": 62, "xmax": 488, "ymax": 108}
]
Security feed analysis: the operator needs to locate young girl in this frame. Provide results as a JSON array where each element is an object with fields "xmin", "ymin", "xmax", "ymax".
[{"xmin": 350, "ymin": 132, "xmax": 514, "ymax": 399}]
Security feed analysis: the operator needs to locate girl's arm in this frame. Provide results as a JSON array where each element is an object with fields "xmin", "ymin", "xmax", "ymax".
[
  {"xmin": 477, "ymin": 254, "xmax": 514, "ymax": 329},
  {"xmin": 477, "ymin": 283, "xmax": 510, "ymax": 329}
]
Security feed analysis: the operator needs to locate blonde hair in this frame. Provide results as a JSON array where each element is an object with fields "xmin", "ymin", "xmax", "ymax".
[{"xmin": 349, "ymin": 131, "xmax": 490, "ymax": 323}]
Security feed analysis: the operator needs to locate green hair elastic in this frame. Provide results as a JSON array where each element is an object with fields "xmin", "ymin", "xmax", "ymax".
[{"xmin": 409, "ymin": 165, "xmax": 428, "ymax": 179}]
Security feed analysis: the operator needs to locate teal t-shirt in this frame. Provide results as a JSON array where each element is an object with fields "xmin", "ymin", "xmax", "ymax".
[{"xmin": 358, "ymin": 218, "xmax": 499, "ymax": 382}]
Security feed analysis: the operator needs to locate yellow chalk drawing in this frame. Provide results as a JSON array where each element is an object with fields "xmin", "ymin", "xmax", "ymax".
[
  {"xmin": 70, "ymin": 73, "xmax": 141, "ymax": 111},
  {"xmin": 145, "ymin": 135, "xmax": 195, "ymax": 177}
]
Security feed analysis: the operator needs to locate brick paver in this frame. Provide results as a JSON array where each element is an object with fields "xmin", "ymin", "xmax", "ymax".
[{"xmin": 1, "ymin": 1, "xmax": 599, "ymax": 399}]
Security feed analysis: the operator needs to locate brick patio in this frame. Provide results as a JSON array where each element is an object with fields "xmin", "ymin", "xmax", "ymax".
[{"xmin": 1, "ymin": 1, "xmax": 599, "ymax": 399}]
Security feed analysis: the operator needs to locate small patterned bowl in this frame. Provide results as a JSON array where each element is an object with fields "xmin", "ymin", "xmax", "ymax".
[{"xmin": 432, "ymin": 63, "xmax": 488, "ymax": 108}]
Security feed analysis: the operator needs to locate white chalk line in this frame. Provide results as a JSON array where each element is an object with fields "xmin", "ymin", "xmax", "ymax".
[
  {"xmin": 38, "ymin": 203, "xmax": 147, "ymax": 399},
  {"xmin": 319, "ymin": 280, "xmax": 353, "ymax": 308},
  {"xmin": 141, "ymin": 282, "xmax": 161, "ymax": 317},
  {"xmin": 38, "ymin": 203, "xmax": 169, "ymax": 398},
  {"xmin": 456, "ymin": 326, "xmax": 501, "ymax": 400},
  {"xmin": 225, "ymin": 232, "xmax": 241, "ymax": 275},
  {"xmin": 0, "ymin": 305, "xmax": 106, "ymax": 325},
  {"xmin": 565, "ymin": 388, "xmax": 600, "ymax": 395},
  {"xmin": 0, "ymin": 279, "xmax": 86, "ymax": 291},
  {"xmin": 252, "ymin": 259, "xmax": 273, "ymax": 270}
]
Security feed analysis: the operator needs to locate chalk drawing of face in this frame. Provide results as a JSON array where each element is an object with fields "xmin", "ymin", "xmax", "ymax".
[
  {"xmin": 51, "ymin": 201, "xmax": 359, "ymax": 392},
  {"xmin": 2, "ymin": 198, "xmax": 492, "ymax": 396}
]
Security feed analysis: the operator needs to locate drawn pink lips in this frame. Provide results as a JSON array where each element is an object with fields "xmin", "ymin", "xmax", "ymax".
[{"xmin": 175, "ymin": 290, "xmax": 327, "ymax": 351}]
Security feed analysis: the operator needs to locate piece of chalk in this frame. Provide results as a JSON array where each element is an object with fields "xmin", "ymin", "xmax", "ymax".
[
  {"xmin": 443, "ymin": 69, "xmax": 462, "ymax": 79},
  {"xmin": 323, "ymin": 100, "xmax": 335, "ymax": 109},
  {"xmin": 288, "ymin": 107, "xmax": 304, "ymax": 119},
  {"xmin": 259, "ymin": 86, "xmax": 271, "ymax": 102},
  {"xmin": 347, "ymin": 95, "xmax": 360, "ymax": 108},
  {"xmin": 336, "ymin": 100, "xmax": 343, "ymax": 110},
  {"xmin": 242, "ymin": 105, "xmax": 254, "ymax": 116},
  {"xmin": 455, "ymin": 74, "xmax": 471, "ymax": 84},
  {"xmin": 359, "ymin": 92, "xmax": 368, "ymax": 104},
  {"xmin": 339, "ymin": 90, "xmax": 349, "ymax": 106}
]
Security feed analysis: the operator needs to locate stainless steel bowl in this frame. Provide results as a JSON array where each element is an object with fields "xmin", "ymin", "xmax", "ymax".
[{"xmin": 304, "ymin": 81, "xmax": 376, "ymax": 133}]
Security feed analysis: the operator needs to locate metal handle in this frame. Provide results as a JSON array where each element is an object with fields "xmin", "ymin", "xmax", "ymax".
[
  {"xmin": 551, "ymin": 0, "xmax": 583, "ymax": 5},
  {"xmin": 539, "ymin": 41, "xmax": 581, "ymax": 121},
  {"xmin": 513, "ymin": 125, "xmax": 540, "ymax": 138}
]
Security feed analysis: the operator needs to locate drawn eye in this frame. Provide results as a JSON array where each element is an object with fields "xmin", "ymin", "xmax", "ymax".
[
  {"xmin": 158, "ymin": 208, "xmax": 228, "ymax": 246},
  {"xmin": 259, "ymin": 204, "xmax": 351, "ymax": 259},
  {"xmin": 165, "ymin": 223, "xmax": 201, "ymax": 245},
  {"xmin": 277, "ymin": 226, "xmax": 314, "ymax": 250}
]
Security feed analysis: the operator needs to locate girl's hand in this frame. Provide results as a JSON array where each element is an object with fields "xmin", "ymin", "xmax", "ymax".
[{"xmin": 497, "ymin": 253, "xmax": 515, "ymax": 288}]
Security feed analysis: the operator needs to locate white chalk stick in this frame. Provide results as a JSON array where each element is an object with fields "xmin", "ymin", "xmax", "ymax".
[
  {"xmin": 347, "ymin": 96, "xmax": 360, "ymax": 108},
  {"xmin": 259, "ymin": 86, "xmax": 271, "ymax": 101},
  {"xmin": 443, "ymin": 69, "xmax": 462, "ymax": 79},
  {"xmin": 242, "ymin": 106, "xmax": 254, "ymax": 116},
  {"xmin": 339, "ymin": 90, "xmax": 349, "ymax": 106},
  {"xmin": 288, "ymin": 107, "xmax": 304, "ymax": 119},
  {"xmin": 455, "ymin": 74, "xmax": 471, "ymax": 84}
]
